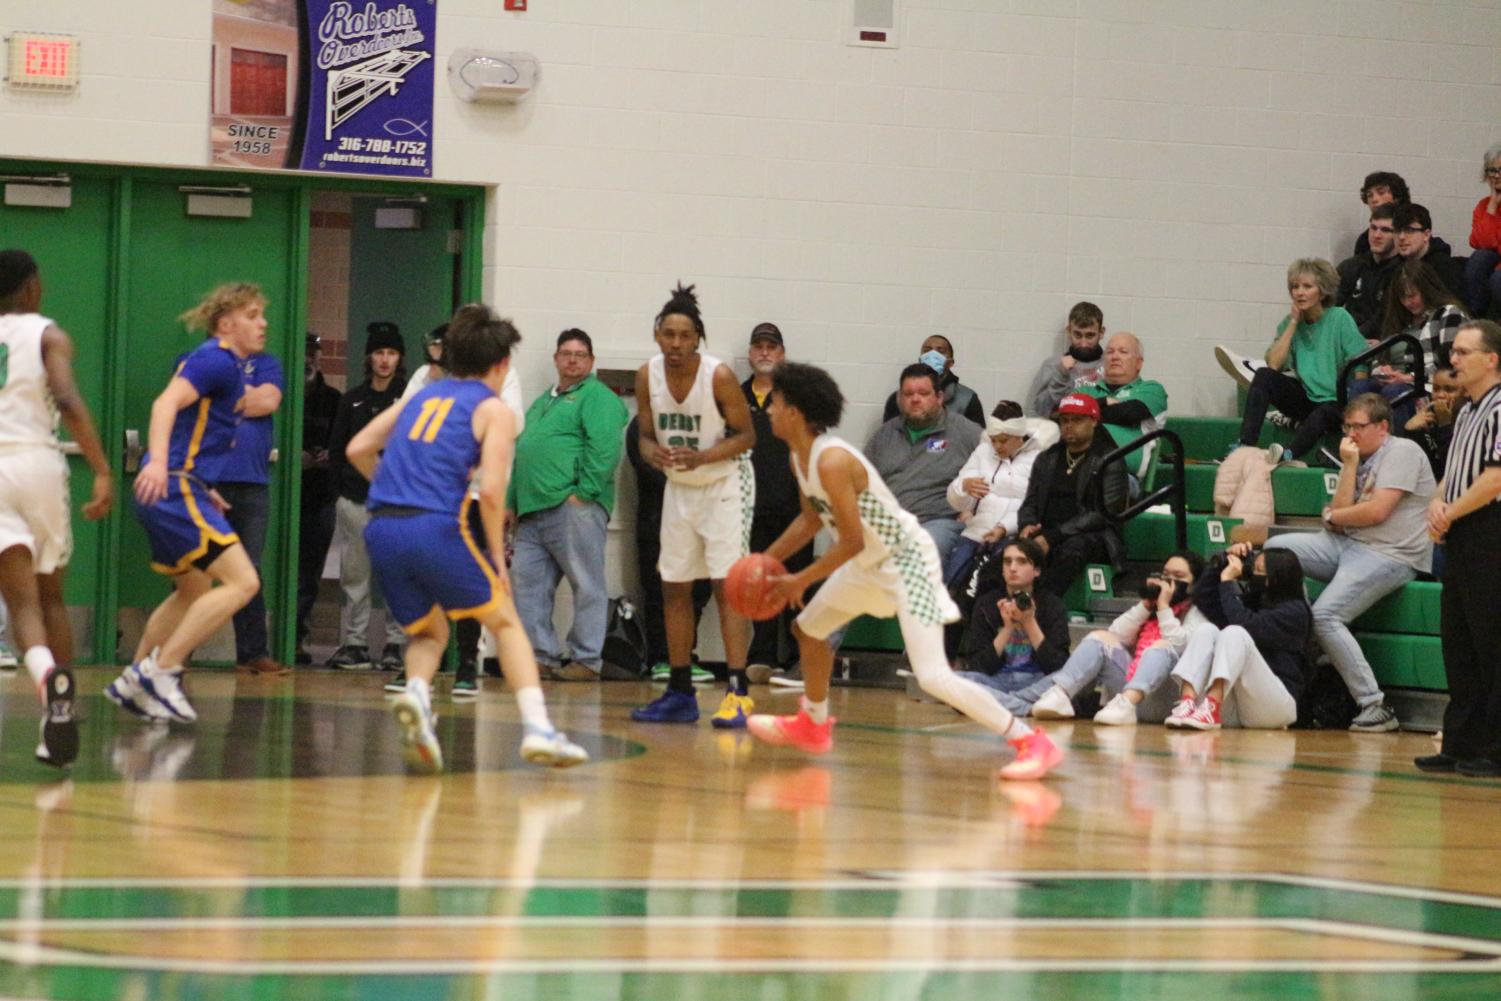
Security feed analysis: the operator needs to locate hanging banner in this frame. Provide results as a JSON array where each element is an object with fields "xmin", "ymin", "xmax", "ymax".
[{"xmin": 209, "ymin": 0, "xmax": 435, "ymax": 177}]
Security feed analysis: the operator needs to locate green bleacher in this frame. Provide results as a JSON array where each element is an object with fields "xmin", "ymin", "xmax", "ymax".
[{"xmin": 845, "ymin": 413, "xmax": 1446, "ymax": 698}]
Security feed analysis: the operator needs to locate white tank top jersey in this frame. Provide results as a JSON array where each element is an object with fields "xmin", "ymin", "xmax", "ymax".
[
  {"xmin": 647, "ymin": 351, "xmax": 741, "ymax": 486},
  {"xmin": 793, "ymin": 434, "xmax": 923, "ymax": 570},
  {"xmin": 0, "ymin": 313, "xmax": 60, "ymax": 449}
]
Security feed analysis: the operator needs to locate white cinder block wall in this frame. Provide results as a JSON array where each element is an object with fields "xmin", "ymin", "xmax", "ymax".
[{"xmin": 2, "ymin": 1, "xmax": 1498, "ymax": 431}]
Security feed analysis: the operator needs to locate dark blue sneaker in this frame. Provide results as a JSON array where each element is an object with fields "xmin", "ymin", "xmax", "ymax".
[{"xmin": 631, "ymin": 689, "xmax": 700, "ymax": 723}]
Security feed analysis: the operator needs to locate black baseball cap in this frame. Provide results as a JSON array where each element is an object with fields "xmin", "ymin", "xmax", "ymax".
[{"xmin": 749, "ymin": 322, "xmax": 784, "ymax": 347}]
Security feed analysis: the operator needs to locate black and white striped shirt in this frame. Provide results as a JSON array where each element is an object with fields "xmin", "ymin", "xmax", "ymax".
[{"xmin": 1443, "ymin": 382, "xmax": 1501, "ymax": 504}]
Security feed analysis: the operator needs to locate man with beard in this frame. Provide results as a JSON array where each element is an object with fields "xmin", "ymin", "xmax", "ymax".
[
  {"xmin": 740, "ymin": 323, "xmax": 813, "ymax": 684},
  {"xmin": 1028, "ymin": 301, "xmax": 1106, "ymax": 418}
]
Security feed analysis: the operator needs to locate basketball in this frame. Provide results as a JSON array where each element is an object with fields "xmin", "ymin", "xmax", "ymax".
[{"xmin": 725, "ymin": 553, "xmax": 789, "ymax": 621}]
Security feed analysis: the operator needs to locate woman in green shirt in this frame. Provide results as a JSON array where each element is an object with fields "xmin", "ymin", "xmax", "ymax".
[{"xmin": 1236, "ymin": 258, "xmax": 1369, "ymax": 462}]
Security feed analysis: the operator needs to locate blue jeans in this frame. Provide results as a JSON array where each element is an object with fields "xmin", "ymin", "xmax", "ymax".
[
  {"xmin": 921, "ymin": 517, "xmax": 965, "ymax": 570},
  {"xmin": 512, "ymin": 500, "xmax": 610, "ymax": 670},
  {"xmin": 1264, "ymin": 531, "xmax": 1416, "ymax": 708},
  {"xmin": 1464, "ymin": 248, "xmax": 1501, "ymax": 316},
  {"xmin": 218, "ymin": 481, "xmax": 270, "ymax": 663},
  {"xmin": 954, "ymin": 668, "xmax": 1045, "ymax": 696}
]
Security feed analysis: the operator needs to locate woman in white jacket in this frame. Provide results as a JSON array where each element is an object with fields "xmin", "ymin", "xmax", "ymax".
[{"xmin": 942, "ymin": 402, "xmax": 1059, "ymax": 583}]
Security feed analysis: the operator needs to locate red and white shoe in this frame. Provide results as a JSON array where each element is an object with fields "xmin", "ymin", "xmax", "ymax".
[
  {"xmin": 999, "ymin": 729, "xmax": 1063, "ymax": 781},
  {"xmin": 1164, "ymin": 696, "xmax": 1198, "ymax": 729},
  {"xmin": 1180, "ymin": 697, "xmax": 1222, "ymax": 731},
  {"xmin": 747, "ymin": 710, "xmax": 835, "ymax": 755}
]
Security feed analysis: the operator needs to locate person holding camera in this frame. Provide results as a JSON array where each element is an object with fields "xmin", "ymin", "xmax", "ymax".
[
  {"xmin": 988, "ymin": 552, "xmax": 1206, "ymax": 723},
  {"xmin": 1263, "ymin": 392, "xmax": 1434, "ymax": 732},
  {"xmin": 954, "ymin": 538, "xmax": 1070, "ymax": 695},
  {"xmin": 1166, "ymin": 543, "xmax": 1312, "ymax": 730}
]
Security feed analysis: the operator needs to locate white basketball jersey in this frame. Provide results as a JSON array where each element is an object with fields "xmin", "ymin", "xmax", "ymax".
[
  {"xmin": 793, "ymin": 434, "xmax": 922, "ymax": 570},
  {"xmin": 647, "ymin": 352, "xmax": 740, "ymax": 486},
  {"xmin": 0, "ymin": 313, "xmax": 59, "ymax": 449}
]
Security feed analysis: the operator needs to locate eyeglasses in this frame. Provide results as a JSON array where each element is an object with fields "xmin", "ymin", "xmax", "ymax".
[
  {"xmin": 1486, "ymin": 167, "xmax": 1501, "ymax": 177},
  {"xmin": 1401, "ymin": 225, "xmax": 1429, "ymax": 234},
  {"xmin": 1342, "ymin": 421, "xmax": 1372, "ymax": 433},
  {"xmin": 555, "ymin": 350, "xmax": 591, "ymax": 360},
  {"xmin": 1449, "ymin": 346, "xmax": 1496, "ymax": 358}
]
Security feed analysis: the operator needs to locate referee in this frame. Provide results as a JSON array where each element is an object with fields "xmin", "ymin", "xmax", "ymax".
[{"xmin": 1418, "ymin": 319, "xmax": 1501, "ymax": 776}]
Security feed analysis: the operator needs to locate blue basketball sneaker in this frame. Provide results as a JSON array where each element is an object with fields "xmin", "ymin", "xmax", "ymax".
[{"xmin": 630, "ymin": 689, "xmax": 700, "ymax": 723}]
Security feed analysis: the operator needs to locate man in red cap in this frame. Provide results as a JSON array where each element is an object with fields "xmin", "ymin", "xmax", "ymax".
[{"xmin": 1013, "ymin": 392, "xmax": 1129, "ymax": 596}]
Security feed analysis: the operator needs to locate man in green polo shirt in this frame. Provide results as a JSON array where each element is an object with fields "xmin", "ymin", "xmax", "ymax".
[
  {"xmin": 1075, "ymin": 332, "xmax": 1167, "ymax": 481},
  {"xmin": 508, "ymin": 329, "xmax": 631, "ymax": 681}
]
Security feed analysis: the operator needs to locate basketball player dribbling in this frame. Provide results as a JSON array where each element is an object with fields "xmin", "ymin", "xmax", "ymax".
[
  {"xmin": 346, "ymin": 304, "xmax": 587, "ymax": 774},
  {"xmin": 748, "ymin": 362, "xmax": 1064, "ymax": 781},
  {"xmin": 107, "ymin": 283, "xmax": 267, "ymax": 725},
  {"xmin": 0, "ymin": 250, "xmax": 113, "ymax": 766},
  {"xmin": 630, "ymin": 284, "xmax": 759, "ymax": 728}
]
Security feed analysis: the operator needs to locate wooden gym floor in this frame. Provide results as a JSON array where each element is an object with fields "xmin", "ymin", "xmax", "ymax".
[{"xmin": 0, "ymin": 667, "xmax": 1495, "ymax": 1001}]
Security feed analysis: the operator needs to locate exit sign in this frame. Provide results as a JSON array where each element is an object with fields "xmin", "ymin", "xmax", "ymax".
[{"xmin": 7, "ymin": 32, "xmax": 80, "ymax": 90}]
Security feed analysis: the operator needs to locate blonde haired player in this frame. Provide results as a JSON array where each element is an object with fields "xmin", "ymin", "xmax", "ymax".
[
  {"xmin": 630, "ymin": 283, "xmax": 759, "ymax": 727},
  {"xmin": 748, "ymin": 362, "xmax": 1063, "ymax": 781},
  {"xmin": 0, "ymin": 250, "xmax": 113, "ymax": 766}
]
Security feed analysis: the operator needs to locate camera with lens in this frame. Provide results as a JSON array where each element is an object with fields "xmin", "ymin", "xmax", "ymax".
[
  {"xmin": 1138, "ymin": 578, "xmax": 1162, "ymax": 602},
  {"xmin": 1012, "ymin": 591, "xmax": 1033, "ymax": 612}
]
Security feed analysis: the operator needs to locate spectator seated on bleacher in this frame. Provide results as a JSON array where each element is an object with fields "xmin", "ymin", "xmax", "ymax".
[
  {"xmin": 1014, "ymin": 393, "xmax": 1129, "ymax": 597},
  {"xmin": 1463, "ymin": 142, "xmax": 1501, "ymax": 318},
  {"xmin": 1394, "ymin": 203, "xmax": 1465, "ymax": 303},
  {"xmin": 1215, "ymin": 258, "xmax": 1369, "ymax": 466},
  {"xmin": 866, "ymin": 363, "xmax": 981, "ymax": 567},
  {"xmin": 1356, "ymin": 258, "xmax": 1468, "ymax": 428},
  {"xmin": 989, "ymin": 551, "xmax": 1208, "ymax": 725},
  {"xmin": 1349, "ymin": 171, "xmax": 1409, "ymax": 257},
  {"xmin": 1404, "ymin": 365, "xmax": 1461, "ymax": 479},
  {"xmin": 942, "ymin": 401, "xmax": 1058, "ymax": 585},
  {"xmin": 1027, "ymin": 300, "xmax": 1106, "ymax": 418},
  {"xmin": 1074, "ymin": 332, "xmax": 1167, "ymax": 490},
  {"xmin": 1263, "ymin": 393, "xmax": 1435, "ymax": 733},
  {"xmin": 881, "ymin": 335, "xmax": 985, "ymax": 428},
  {"xmin": 952, "ymin": 537, "xmax": 1070, "ymax": 696},
  {"xmin": 1337, "ymin": 202, "xmax": 1402, "ymax": 341}
]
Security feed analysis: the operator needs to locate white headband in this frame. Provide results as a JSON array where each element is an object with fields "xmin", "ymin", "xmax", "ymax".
[{"xmin": 987, "ymin": 417, "xmax": 1031, "ymax": 438}]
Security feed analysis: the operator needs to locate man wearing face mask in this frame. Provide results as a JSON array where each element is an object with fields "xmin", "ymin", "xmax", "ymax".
[
  {"xmin": 882, "ymin": 335, "xmax": 985, "ymax": 428},
  {"xmin": 1264, "ymin": 393, "xmax": 1435, "ymax": 732},
  {"xmin": 1028, "ymin": 302, "xmax": 1106, "ymax": 418}
]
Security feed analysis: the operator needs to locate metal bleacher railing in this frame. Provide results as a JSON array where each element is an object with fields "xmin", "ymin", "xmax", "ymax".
[
  {"xmin": 1090, "ymin": 428, "xmax": 1187, "ymax": 554},
  {"xmin": 1337, "ymin": 331, "xmax": 1428, "ymax": 410}
]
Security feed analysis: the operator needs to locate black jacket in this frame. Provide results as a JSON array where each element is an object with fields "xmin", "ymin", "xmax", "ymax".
[
  {"xmin": 1191, "ymin": 567, "xmax": 1312, "ymax": 702},
  {"xmin": 1016, "ymin": 428, "xmax": 1129, "ymax": 570},
  {"xmin": 328, "ymin": 377, "xmax": 406, "ymax": 503},
  {"xmin": 742, "ymin": 378, "xmax": 800, "ymax": 519},
  {"xmin": 882, "ymin": 370, "xmax": 985, "ymax": 427},
  {"xmin": 1415, "ymin": 244, "xmax": 1465, "ymax": 304},
  {"xmin": 961, "ymin": 586, "xmax": 1071, "ymax": 674},
  {"xmin": 301, "ymin": 372, "xmax": 343, "ymax": 506},
  {"xmin": 1336, "ymin": 251, "xmax": 1402, "ymax": 340}
]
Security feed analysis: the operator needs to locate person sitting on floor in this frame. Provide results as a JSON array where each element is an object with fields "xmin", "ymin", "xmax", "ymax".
[
  {"xmin": 985, "ymin": 551, "xmax": 1207, "ymax": 724},
  {"xmin": 953, "ymin": 537, "xmax": 1070, "ymax": 696}
]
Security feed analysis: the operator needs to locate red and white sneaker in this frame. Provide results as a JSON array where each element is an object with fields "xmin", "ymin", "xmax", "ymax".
[
  {"xmin": 1180, "ymin": 697, "xmax": 1222, "ymax": 731},
  {"xmin": 999, "ymin": 729, "xmax": 1063, "ymax": 781},
  {"xmin": 1164, "ymin": 696, "xmax": 1198, "ymax": 729},
  {"xmin": 747, "ymin": 710, "xmax": 835, "ymax": 755}
]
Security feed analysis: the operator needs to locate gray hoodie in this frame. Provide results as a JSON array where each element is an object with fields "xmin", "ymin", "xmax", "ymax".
[{"xmin": 1026, "ymin": 346, "xmax": 1106, "ymax": 418}]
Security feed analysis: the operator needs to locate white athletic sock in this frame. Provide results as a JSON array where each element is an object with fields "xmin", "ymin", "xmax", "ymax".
[
  {"xmin": 515, "ymin": 685, "xmax": 551, "ymax": 732},
  {"xmin": 23, "ymin": 646, "xmax": 55, "ymax": 689},
  {"xmin": 1005, "ymin": 718, "xmax": 1033, "ymax": 740},
  {"xmin": 406, "ymin": 675, "xmax": 432, "ymax": 709},
  {"xmin": 802, "ymin": 696, "xmax": 829, "ymax": 724}
]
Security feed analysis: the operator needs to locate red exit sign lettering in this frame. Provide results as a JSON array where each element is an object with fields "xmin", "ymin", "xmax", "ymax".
[{"xmin": 25, "ymin": 39, "xmax": 71, "ymax": 78}]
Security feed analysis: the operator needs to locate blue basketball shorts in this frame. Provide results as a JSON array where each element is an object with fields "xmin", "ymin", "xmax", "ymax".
[{"xmin": 364, "ymin": 506, "xmax": 502, "ymax": 633}]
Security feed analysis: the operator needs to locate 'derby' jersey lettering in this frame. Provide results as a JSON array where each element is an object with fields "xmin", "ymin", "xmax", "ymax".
[{"xmin": 647, "ymin": 352, "xmax": 747, "ymax": 486}]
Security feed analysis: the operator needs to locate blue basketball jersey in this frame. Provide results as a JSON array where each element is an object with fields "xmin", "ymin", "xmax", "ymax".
[
  {"xmin": 368, "ymin": 378, "xmax": 497, "ymax": 515},
  {"xmin": 145, "ymin": 339, "xmax": 247, "ymax": 484}
]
